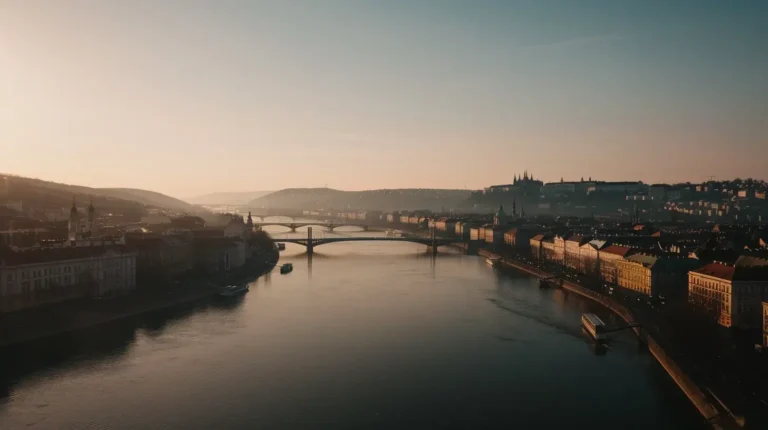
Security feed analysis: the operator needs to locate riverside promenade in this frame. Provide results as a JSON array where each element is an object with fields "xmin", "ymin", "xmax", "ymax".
[{"xmin": 476, "ymin": 246, "xmax": 738, "ymax": 430}]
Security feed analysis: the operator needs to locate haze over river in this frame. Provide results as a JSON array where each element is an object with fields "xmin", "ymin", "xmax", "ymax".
[{"xmin": 0, "ymin": 220, "xmax": 703, "ymax": 429}]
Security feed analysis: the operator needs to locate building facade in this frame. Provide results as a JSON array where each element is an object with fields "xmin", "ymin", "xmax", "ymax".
[
  {"xmin": 617, "ymin": 254, "xmax": 700, "ymax": 298},
  {"xmin": 1, "ymin": 246, "xmax": 136, "ymax": 312},
  {"xmin": 688, "ymin": 263, "xmax": 768, "ymax": 328}
]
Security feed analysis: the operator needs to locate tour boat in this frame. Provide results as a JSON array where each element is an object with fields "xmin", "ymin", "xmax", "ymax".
[
  {"xmin": 486, "ymin": 257, "xmax": 501, "ymax": 267},
  {"xmin": 280, "ymin": 263, "xmax": 293, "ymax": 274},
  {"xmin": 385, "ymin": 230, "xmax": 401, "ymax": 238},
  {"xmin": 581, "ymin": 313, "xmax": 607, "ymax": 341},
  {"xmin": 218, "ymin": 284, "xmax": 249, "ymax": 297}
]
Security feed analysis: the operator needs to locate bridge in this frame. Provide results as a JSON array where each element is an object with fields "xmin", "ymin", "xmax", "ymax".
[
  {"xmin": 255, "ymin": 222, "xmax": 371, "ymax": 232},
  {"xmin": 275, "ymin": 228, "xmax": 461, "ymax": 255}
]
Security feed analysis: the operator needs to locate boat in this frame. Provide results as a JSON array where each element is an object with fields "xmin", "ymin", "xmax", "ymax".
[
  {"xmin": 385, "ymin": 229, "xmax": 401, "ymax": 238},
  {"xmin": 276, "ymin": 243, "xmax": 286, "ymax": 251},
  {"xmin": 280, "ymin": 263, "xmax": 293, "ymax": 274},
  {"xmin": 218, "ymin": 284, "xmax": 249, "ymax": 297},
  {"xmin": 581, "ymin": 313, "xmax": 607, "ymax": 341},
  {"xmin": 486, "ymin": 257, "xmax": 501, "ymax": 267}
]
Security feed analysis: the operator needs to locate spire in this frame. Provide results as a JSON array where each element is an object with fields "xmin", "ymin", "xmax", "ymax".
[
  {"xmin": 70, "ymin": 197, "xmax": 77, "ymax": 214},
  {"xmin": 513, "ymin": 174, "xmax": 517, "ymax": 184},
  {"xmin": 88, "ymin": 198, "xmax": 95, "ymax": 213},
  {"xmin": 247, "ymin": 211, "xmax": 253, "ymax": 227}
]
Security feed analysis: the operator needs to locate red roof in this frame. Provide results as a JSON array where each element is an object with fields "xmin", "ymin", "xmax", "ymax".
[
  {"xmin": 567, "ymin": 234, "xmax": 591, "ymax": 244},
  {"xmin": 692, "ymin": 263, "xmax": 735, "ymax": 281},
  {"xmin": 600, "ymin": 245, "xmax": 633, "ymax": 257},
  {"xmin": 692, "ymin": 262, "xmax": 768, "ymax": 282}
]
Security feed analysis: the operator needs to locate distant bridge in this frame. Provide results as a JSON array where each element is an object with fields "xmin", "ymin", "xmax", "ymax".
[
  {"xmin": 276, "ymin": 229, "xmax": 461, "ymax": 255},
  {"xmin": 255, "ymin": 222, "xmax": 371, "ymax": 232}
]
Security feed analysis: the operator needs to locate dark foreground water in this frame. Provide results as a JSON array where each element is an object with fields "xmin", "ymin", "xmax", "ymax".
[{"xmin": 0, "ymin": 226, "xmax": 704, "ymax": 429}]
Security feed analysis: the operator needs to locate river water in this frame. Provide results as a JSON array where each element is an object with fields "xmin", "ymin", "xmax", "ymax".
[{"xmin": 0, "ymin": 221, "xmax": 704, "ymax": 429}]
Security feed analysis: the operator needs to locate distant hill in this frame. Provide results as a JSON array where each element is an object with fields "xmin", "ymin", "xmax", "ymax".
[
  {"xmin": 100, "ymin": 188, "xmax": 197, "ymax": 212},
  {"xmin": 186, "ymin": 191, "xmax": 273, "ymax": 205},
  {"xmin": 249, "ymin": 188, "xmax": 472, "ymax": 211},
  {"xmin": 0, "ymin": 174, "xmax": 202, "ymax": 216}
]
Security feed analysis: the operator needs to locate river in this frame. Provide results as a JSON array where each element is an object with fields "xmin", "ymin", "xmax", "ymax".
[{"xmin": 0, "ymin": 221, "xmax": 704, "ymax": 429}]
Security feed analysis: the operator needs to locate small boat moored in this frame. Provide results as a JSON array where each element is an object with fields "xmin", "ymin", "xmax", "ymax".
[
  {"xmin": 218, "ymin": 284, "xmax": 249, "ymax": 297},
  {"xmin": 486, "ymin": 257, "xmax": 501, "ymax": 267},
  {"xmin": 276, "ymin": 243, "xmax": 286, "ymax": 251},
  {"xmin": 581, "ymin": 313, "xmax": 607, "ymax": 341},
  {"xmin": 280, "ymin": 263, "xmax": 293, "ymax": 274}
]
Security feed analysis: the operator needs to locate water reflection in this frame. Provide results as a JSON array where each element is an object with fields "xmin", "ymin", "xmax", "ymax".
[{"xmin": 0, "ymin": 293, "xmax": 247, "ymax": 407}]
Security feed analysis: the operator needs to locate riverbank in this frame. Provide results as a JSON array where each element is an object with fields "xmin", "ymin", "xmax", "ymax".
[
  {"xmin": 477, "ymin": 247, "xmax": 737, "ymax": 430},
  {"xmin": 0, "ymin": 255, "xmax": 277, "ymax": 349}
]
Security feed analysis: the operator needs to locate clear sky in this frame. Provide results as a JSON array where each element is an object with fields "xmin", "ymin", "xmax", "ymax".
[{"xmin": 1, "ymin": 1, "xmax": 766, "ymax": 198}]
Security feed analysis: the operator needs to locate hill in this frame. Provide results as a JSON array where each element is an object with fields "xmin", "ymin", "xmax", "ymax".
[
  {"xmin": 186, "ymin": 191, "xmax": 273, "ymax": 205},
  {"xmin": 0, "ymin": 174, "xmax": 202, "ymax": 217},
  {"xmin": 249, "ymin": 188, "xmax": 472, "ymax": 211},
  {"xmin": 100, "ymin": 188, "xmax": 197, "ymax": 212}
]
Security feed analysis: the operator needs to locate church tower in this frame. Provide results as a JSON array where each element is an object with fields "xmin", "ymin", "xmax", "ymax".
[
  {"xmin": 512, "ymin": 197, "xmax": 517, "ymax": 218},
  {"xmin": 68, "ymin": 198, "xmax": 79, "ymax": 242},
  {"xmin": 246, "ymin": 211, "xmax": 253, "ymax": 229},
  {"xmin": 87, "ymin": 199, "xmax": 97, "ymax": 237},
  {"xmin": 494, "ymin": 205, "xmax": 507, "ymax": 226}
]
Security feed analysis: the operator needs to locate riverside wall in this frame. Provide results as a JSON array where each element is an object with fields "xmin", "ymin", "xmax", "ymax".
[{"xmin": 477, "ymin": 248, "xmax": 729, "ymax": 429}]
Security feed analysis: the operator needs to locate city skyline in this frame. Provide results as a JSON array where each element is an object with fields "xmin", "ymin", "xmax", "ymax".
[{"xmin": 2, "ymin": 1, "xmax": 767, "ymax": 197}]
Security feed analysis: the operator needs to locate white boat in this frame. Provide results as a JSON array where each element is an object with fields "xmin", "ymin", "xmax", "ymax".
[
  {"xmin": 486, "ymin": 257, "xmax": 501, "ymax": 267},
  {"xmin": 385, "ymin": 229, "xmax": 401, "ymax": 238},
  {"xmin": 581, "ymin": 313, "xmax": 607, "ymax": 341},
  {"xmin": 218, "ymin": 284, "xmax": 249, "ymax": 297},
  {"xmin": 280, "ymin": 263, "xmax": 293, "ymax": 274}
]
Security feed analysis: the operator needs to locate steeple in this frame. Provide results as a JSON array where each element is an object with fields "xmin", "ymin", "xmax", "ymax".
[
  {"xmin": 68, "ymin": 197, "xmax": 78, "ymax": 242},
  {"xmin": 246, "ymin": 211, "xmax": 253, "ymax": 227},
  {"xmin": 513, "ymin": 174, "xmax": 517, "ymax": 184},
  {"xmin": 494, "ymin": 205, "xmax": 507, "ymax": 226}
]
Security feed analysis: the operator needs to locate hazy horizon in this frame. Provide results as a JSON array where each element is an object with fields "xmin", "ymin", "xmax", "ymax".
[{"xmin": 2, "ymin": 1, "xmax": 767, "ymax": 198}]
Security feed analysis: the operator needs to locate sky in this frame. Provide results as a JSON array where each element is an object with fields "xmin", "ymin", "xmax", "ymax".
[{"xmin": 1, "ymin": 0, "xmax": 767, "ymax": 198}]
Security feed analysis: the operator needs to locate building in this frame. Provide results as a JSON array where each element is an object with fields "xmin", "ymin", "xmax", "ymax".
[
  {"xmin": 0, "ymin": 245, "xmax": 136, "ymax": 312},
  {"xmin": 579, "ymin": 240, "xmax": 608, "ymax": 277},
  {"xmin": 126, "ymin": 234, "xmax": 193, "ymax": 281},
  {"xmin": 616, "ymin": 254, "xmax": 700, "ymax": 298},
  {"xmin": 141, "ymin": 213, "xmax": 172, "ymax": 225},
  {"xmin": 504, "ymin": 225, "xmax": 542, "ymax": 250},
  {"xmin": 564, "ymin": 235, "xmax": 591, "ymax": 270},
  {"xmin": 688, "ymin": 263, "xmax": 768, "ymax": 328},
  {"xmin": 484, "ymin": 224, "xmax": 506, "ymax": 246},
  {"xmin": 599, "ymin": 245, "xmax": 633, "ymax": 283},
  {"xmin": 434, "ymin": 217, "xmax": 457, "ymax": 234},
  {"xmin": 469, "ymin": 226, "xmax": 483, "ymax": 242},
  {"xmin": 553, "ymin": 234, "xmax": 569, "ymax": 265},
  {"xmin": 193, "ymin": 237, "xmax": 246, "ymax": 274},
  {"xmin": 587, "ymin": 181, "xmax": 647, "ymax": 195},
  {"xmin": 493, "ymin": 205, "xmax": 507, "ymax": 226},
  {"xmin": 763, "ymin": 302, "xmax": 768, "ymax": 346}
]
